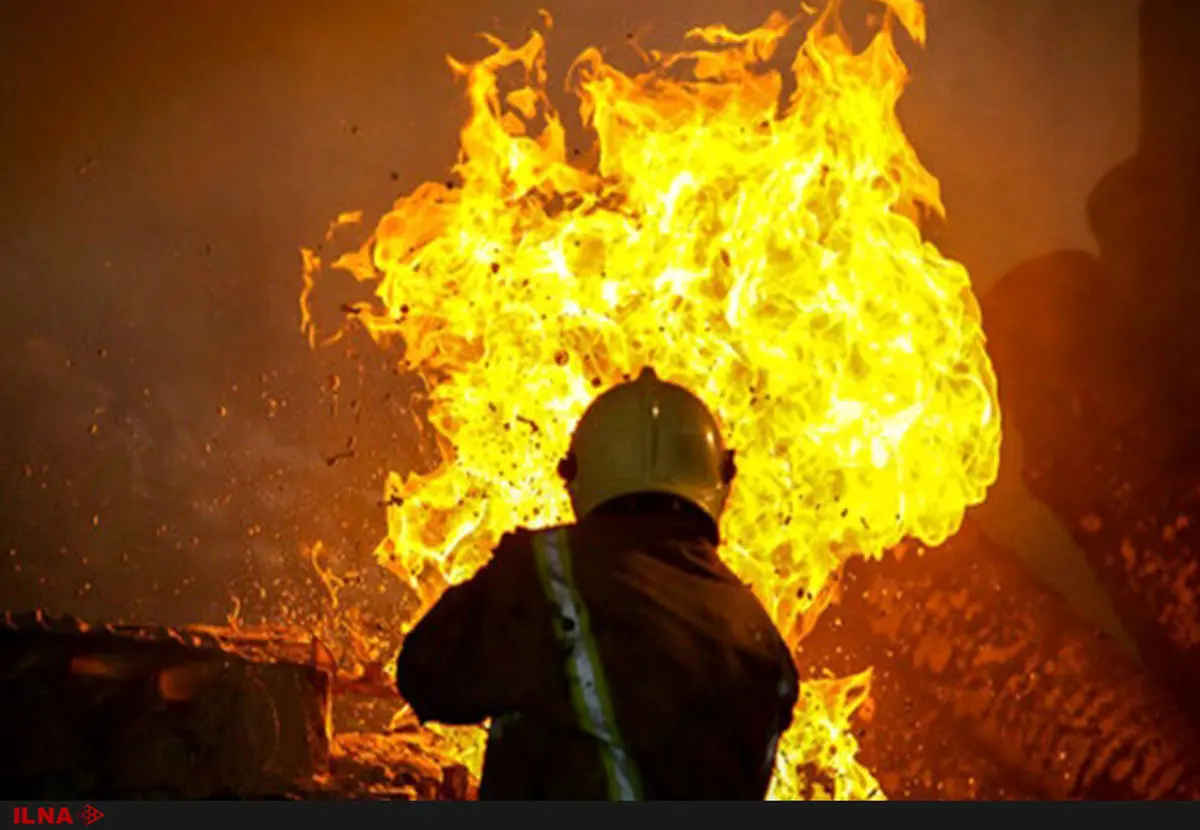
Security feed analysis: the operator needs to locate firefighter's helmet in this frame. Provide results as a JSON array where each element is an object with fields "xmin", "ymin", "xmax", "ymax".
[{"xmin": 562, "ymin": 367, "xmax": 734, "ymax": 525}]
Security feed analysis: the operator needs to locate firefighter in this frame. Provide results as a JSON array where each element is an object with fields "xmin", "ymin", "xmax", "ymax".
[{"xmin": 395, "ymin": 367, "xmax": 799, "ymax": 800}]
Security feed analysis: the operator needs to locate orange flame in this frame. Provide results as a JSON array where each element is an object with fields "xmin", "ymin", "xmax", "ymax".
[{"xmin": 303, "ymin": 0, "xmax": 1000, "ymax": 800}]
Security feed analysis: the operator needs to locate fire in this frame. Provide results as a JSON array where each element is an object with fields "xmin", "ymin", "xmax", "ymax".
[{"xmin": 302, "ymin": 0, "xmax": 1000, "ymax": 800}]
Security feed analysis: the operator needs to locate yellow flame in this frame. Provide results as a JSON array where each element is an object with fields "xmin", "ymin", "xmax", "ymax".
[{"xmin": 303, "ymin": 0, "xmax": 999, "ymax": 799}]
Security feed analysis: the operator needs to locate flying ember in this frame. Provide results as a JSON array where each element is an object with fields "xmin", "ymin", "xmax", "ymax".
[{"xmin": 301, "ymin": 0, "xmax": 1001, "ymax": 800}]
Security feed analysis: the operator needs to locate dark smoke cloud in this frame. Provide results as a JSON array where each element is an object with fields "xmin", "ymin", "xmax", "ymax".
[{"xmin": 0, "ymin": 0, "xmax": 1138, "ymax": 627}]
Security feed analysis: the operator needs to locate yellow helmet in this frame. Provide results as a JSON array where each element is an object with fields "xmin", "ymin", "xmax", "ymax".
[{"xmin": 561, "ymin": 367, "xmax": 735, "ymax": 526}]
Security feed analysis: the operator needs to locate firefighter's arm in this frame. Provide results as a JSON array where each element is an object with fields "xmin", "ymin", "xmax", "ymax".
[{"xmin": 394, "ymin": 535, "xmax": 524, "ymax": 725}]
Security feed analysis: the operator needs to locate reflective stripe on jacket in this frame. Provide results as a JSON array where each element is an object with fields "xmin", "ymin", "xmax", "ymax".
[{"xmin": 532, "ymin": 528, "xmax": 644, "ymax": 800}]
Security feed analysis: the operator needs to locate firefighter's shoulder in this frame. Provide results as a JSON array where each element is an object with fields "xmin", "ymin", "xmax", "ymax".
[
  {"xmin": 491, "ymin": 529, "xmax": 529, "ymax": 560},
  {"xmin": 487, "ymin": 524, "xmax": 581, "ymax": 574},
  {"xmin": 491, "ymin": 524, "xmax": 570, "ymax": 560}
]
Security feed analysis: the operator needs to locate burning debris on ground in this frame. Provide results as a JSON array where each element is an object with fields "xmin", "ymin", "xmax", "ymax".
[
  {"xmin": 0, "ymin": 610, "xmax": 477, "ymax": 800},
  {"xmin": 326, "ymin": 732, "xmax": 474, "ymax": 801},
  {"xmin": 799, "ymin": 521, "xmax": 1200, "ymax": 800},
  {"xmin": 1096, "ymin": 479, "xmax": 1200, "ymax": 712},
  {"xmin": 829, "ymin": 666, "xmax": 1045, "ymax": 801}
]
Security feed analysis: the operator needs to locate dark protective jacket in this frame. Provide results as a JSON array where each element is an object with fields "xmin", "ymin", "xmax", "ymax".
[{"xmin": 395, "ymin": 506, "xmax": 799, "ymax": 800}]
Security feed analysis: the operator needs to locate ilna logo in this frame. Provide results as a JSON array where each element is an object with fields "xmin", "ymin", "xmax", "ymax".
[{"xmin": 11, "ymin": 806, "xmax": 104, "ymax": 826}]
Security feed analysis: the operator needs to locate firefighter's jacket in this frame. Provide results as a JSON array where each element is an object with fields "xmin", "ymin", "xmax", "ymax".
[{"xmin": 395, "ymin": 509, "xmax": 799, "ymax": 800}]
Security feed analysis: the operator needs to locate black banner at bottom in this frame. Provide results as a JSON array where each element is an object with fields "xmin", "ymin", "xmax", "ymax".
[{"xmin": 3, "ymin": 800, "xmax": 1195, "ymax": 830}]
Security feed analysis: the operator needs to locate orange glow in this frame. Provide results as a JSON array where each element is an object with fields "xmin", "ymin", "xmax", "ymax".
[{"xmin": 302, "ymin": 0, "xmax": 1000, "ymax": 799}]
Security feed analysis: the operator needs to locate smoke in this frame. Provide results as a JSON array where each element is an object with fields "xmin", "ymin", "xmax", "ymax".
[{"xmin": 0, "ymin": 0, "xmax": 1138, "ymax": 626}]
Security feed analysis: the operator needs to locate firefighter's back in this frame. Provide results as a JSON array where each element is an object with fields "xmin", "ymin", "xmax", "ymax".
[{"xmin": 480, "ymin": 503, "xmax": 797, "ymax": 800}]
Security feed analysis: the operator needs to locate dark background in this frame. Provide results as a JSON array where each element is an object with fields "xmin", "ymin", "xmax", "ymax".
[{"xmin": 0, "ymin": 0, "xmax": 1138, "ymax": 629}]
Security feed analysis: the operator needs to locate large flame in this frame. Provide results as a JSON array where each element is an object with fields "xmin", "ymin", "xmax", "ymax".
[{"xmin": 302, "ymin": 0, "xmax": 1000, "ymax": 800}]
